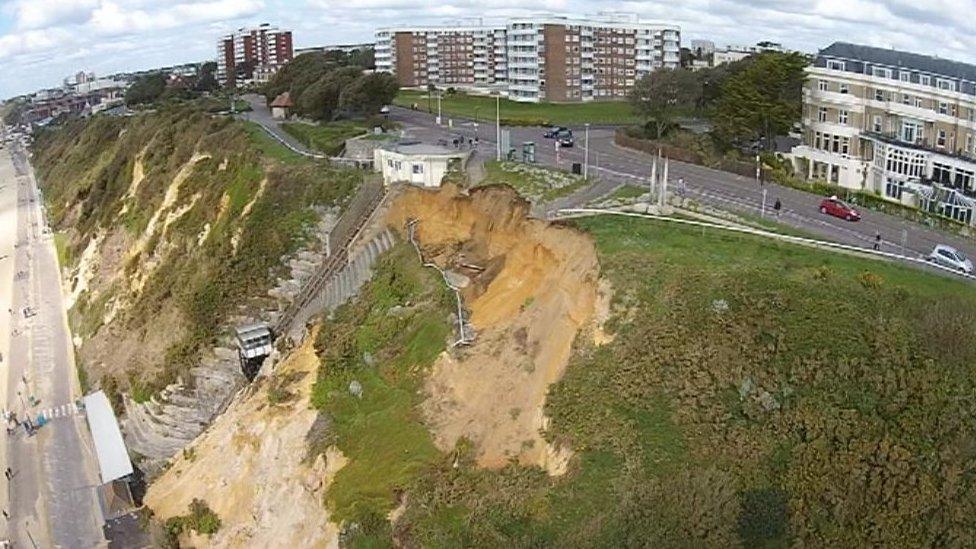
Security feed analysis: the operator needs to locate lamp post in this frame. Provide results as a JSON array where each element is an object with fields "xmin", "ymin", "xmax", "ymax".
[
  {"xmin": 584, "ymin": 123, "xmax": 590, "ymax": 179},
  {"xmin": 436, "ymin": 92, "xmax": 442, "ymax": 125},
  {"xmin": 495, "ymin": 94, "xmax": 501, "ymax": 161}
]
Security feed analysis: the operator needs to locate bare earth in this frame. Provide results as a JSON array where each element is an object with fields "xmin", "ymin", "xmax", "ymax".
[
  {"xmin": 386, "ymin": 184, "xmax": 602, "ymax": 473},
  {"xmin": 145, "ymin": 335, "xmax": 343, "ymax": 548}
]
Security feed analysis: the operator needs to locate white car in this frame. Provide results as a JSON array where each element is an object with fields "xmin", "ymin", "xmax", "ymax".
[{"xmin": 928, "ymin": 244, "xmax": 974, "ymax": 274}]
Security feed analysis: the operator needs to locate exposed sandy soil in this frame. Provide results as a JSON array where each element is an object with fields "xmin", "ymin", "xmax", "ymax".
[
  {"xmin": 386, "ymin": 184, "xmax": 602, "ymax": 472},
  {"xmin": 145, "ymin": 334, "xmax": 343, "ymax": 548}
]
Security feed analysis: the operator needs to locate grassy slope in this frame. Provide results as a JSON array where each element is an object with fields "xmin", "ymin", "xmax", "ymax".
[
  {"xmin": 31, "ymin": 108, "xmax": 360, "ymax": 393},
  {"xmin": 315, "ymin": 212, "xmax": 976, "ymax": 547},
  {"xmin": 311, "ymin": 244, "xmax": 453, "ymax": 542},
  {"xmin": 280, "ymin": 121, "xmax": 367, "ymax": 156},
  {"xmin": 394, "ymin": 90, "xmax": 636, "ymax": 126}
]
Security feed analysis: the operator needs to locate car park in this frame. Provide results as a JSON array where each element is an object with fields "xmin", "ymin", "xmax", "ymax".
[
  {"xmin": 819, "ymin": 196, "xmax": 860, "ymax": 221},
  {"xmin": 927, "ymin": 244, "xmax": 974, "ymax": 274}
]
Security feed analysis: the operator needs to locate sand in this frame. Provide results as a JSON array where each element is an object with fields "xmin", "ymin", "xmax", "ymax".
[
  {"xmin": 145, "ymin": 334, "xmax": 342, "ymax": 548},
  {"xmin": 386, "ymin": 184, "xmax": 602, "ymax": 472}
]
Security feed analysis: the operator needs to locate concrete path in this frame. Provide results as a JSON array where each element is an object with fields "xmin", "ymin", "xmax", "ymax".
[{"xmin": 1, "ymin": 143, "xmax": 103, "ymax": 548}]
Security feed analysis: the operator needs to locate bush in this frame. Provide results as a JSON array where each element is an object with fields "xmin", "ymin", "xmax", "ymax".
[{"xmin": 165, "ymin": 498, "xmax": 222, "ymax": 542}]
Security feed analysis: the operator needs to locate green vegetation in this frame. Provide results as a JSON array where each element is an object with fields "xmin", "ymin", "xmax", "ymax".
[
  {"xmin": 606, "ymin": 184, "xmax": 646, "ymax": 201},
  {"xmin": 476, "ymin": 161, "xmax": 587, "ymax": 202},
  {"xmin": 52, "ymin": 232, "xmax": 73, "ymax": 269},
  {"xmin": 31, "ymin": 106, "xmax": 360, "ymax": 394},
  {"xmin": 630, "ymin": 68, "xmax": 702, "ymax": 139},
  {"xmin": 281, "ymin": 121, "xmax": 366, "ymax": 156},
  {"xmin": 263, "ymin": 53, "xmax": 397, "ymax": 121},
  {"xmin": 311, "ymin": 209, "xmax": 976, "ymax": 546},
  {"xmin": 394, "ymin": 89, "xmax": 636, "ymax": 125},
  {"xmin": 311, "ymin": 243, "xmax": 453, "ymax": 542},
  {"xmin": 165, "ymin": 498, "xmax": 222, "ymax": 541}
]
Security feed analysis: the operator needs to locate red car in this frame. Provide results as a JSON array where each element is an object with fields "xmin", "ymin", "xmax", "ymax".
[{"xmin": 819, "ymin": 196, "xmax": 861, "ymax": 221}]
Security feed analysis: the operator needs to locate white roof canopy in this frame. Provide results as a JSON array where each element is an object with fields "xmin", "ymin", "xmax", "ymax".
[{"xmin": 83, "ymin": 391, "xmax": 134, "ymax": 484}]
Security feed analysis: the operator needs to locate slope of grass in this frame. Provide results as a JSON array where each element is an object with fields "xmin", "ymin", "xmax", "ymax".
[
  {"xmin": 311, "ymin": 243, "xmax": 454, "ymax": 542},
  {"xmin": 391, "ymin": 215, "xmax": 976, "ymax": 547},
  {"xmin": 242, "ymin": 121, "xmax": 304, "ymax": 164},
  {"xmin": 281, "ymin": 121, "xmax": 366, "ymax": 156},
  {"xmin": 394, "ymin": 90, "xmax": 636, "ymax": 126}
]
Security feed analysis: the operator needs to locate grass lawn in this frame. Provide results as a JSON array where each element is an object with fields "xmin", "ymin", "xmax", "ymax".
[
  {"xmin": 280, "ymin": 121, "xmax": 366, "ymax": 156},
  {"xmin": 476, "ymin": 161, "xmax": 588, "ymax": 202},
  {"xmin": 394, "ymin": 89, "xmax": 638, "ymax": 126},
  {"xmin": 53, "ymin": 232, "xmax": 73, "ymax": 269},
  {"xmin": 242, "ymin": 121, "xmax": 305, "ymax": 164}
]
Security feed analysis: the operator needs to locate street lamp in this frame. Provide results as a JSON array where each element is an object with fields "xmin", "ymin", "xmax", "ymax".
[
  {"xmin": 584, "ymin": 123, "xmax": 590, "ymax": 179},
  {"xmin": 495, "ymin": 94, "xmax": 501, "ymax": 162},
  {"xmin": 436, "ymin": 92, "xmax": 443, "ymax": 125}
]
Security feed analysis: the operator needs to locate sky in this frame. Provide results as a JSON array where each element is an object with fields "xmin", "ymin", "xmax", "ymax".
[{"xmin": 1, "ymin": 0, "xmax": 975, "ymax": 99}]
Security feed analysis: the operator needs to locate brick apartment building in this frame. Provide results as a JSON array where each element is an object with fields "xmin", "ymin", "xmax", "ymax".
[
  {"xmin": 375, "ymin": 14, "xmax": 680, "ymax": 102},
  {"xmin": 375, "ymin": 26, "xmax": 507, "ymax": 89},
  {"xmin": 217, "ymin": 23, "xmax": 294, "ymax": 86},
  {"xmin": 791, "ymin": 42, "xmax": 976, "ymax": 226}
]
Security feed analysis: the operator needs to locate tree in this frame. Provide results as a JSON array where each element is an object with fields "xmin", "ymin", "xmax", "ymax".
[
  {"xmin": 124, "ymin": 73, "xmax": 167, "ymax": 106},
  {"xmin": 338, "ymin": 73, "xmax": 399, "ymax": 117},
  {"xmin": 629, "ymin": 68, "xmax": 702, "ymax": 139},
  {"xmin": 298, "ymin": 67, "xmax": 362, "ymax": 121},
  {"xmin": 263, "ymin": 52, "xmax": 337, "ymax": 103},
  {"xmin": 195, "ymin": 62, "xmax": 218, "ymax": 93},
  {"xmin": 712, "ymin": 52, "xmax": 808, "ymax": 149}
]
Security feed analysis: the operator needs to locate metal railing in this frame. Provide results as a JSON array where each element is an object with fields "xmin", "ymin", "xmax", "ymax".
[{"xmin": 273, "ymin": 177, "xmax": 387, "ymax": 335}]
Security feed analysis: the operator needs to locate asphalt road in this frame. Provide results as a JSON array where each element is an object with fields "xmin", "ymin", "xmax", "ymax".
[
  {"xmin": 390, "ymin": 106, "xmax": 976, "ymax": 265},
  {"xmin": 2, "ymin": 143, "xmax": 103, "ymax": 547}
]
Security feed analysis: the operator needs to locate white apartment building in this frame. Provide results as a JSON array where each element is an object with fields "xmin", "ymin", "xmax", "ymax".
[
  {"xmin": 791, "ymin": 42, "xmax": 976, "ymax": 226},
  {"xmin": 375, "ymin": 13, "xmax": 680, "ymax": 103}
]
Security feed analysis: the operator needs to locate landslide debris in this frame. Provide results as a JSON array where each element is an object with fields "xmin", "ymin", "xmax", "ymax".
[
  {"xmin": 385, "ymin": 183, "xmax": 602, "ymax": 471},
  {"xmin": 145, "ymin": 333, "xmax": 343, "ymax": 548}
]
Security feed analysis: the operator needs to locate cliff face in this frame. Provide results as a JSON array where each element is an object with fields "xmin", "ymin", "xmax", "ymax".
[{"xmin": 30, "ymin": 108, "xmax": 360, "ymax": 460}]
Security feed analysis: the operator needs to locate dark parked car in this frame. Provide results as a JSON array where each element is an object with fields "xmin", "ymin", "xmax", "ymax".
[
  {"xmin": 544, "ymin": 126, "xmax": 571, "ymax": 138},
  {"xmin": 819, "ymin": 196, "xmax": 860, "ymax": 221},
  {"xmin": 557, "ymin": 135, "xmax": 574, "ymax": 147}
]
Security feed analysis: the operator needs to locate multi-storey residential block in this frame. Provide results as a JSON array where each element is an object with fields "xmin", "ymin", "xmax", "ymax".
[
  {"xmin": 375, "ymin": 14, "xmax": 680, "ymax": 103},
  {"xmin": 506, "ymin": 14, "xmax": 679, "ymax": 102},
  {"xmin": 217, "ymin": 23, "xmax": 294, "ymax": 86},
  {"xmin": 375, "ymin": 25, "xmax": 507, "ymax": 89},
  {"xmin": 791, "ymin": 42, "xmax": 976, "ymax": 225}
]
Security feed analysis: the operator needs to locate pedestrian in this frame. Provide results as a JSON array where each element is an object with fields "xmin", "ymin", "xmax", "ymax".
[
  {"xmin": 773, "ymin": 198, "xmax": 782, "ymax": 218},
  {"xmin": 468, "ymin": 138, "xmax": 473, "ymax": 148},
  {"xmin": 474, "ymin": 137, "xmax": 479, "ymax": 147},
  {"xmin": 874, "ymin": 231, "xmax": 882, "ymax": 251},
  {"xmin": 2, "ymin": 510, "xmax": 8, "ymax": 519},
  {"xmin": 677, "ymin": 177, "xmax": 686, "ymax": 197}
]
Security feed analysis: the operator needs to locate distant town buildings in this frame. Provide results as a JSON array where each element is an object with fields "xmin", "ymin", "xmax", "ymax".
[
  {"xmin": 375, "ymin": 13, "xmax": 680, "ymax": 103},
  {"xmin": 790, "ymin": 42, "xmax": 976, "ymax": 226},
  {"xmin": 295, "ymin": 43, "xmax": 373, "ymax": 56},
  {"xmin": 217, "ymin": 23, "xmax": 294, "ymax": 86}
]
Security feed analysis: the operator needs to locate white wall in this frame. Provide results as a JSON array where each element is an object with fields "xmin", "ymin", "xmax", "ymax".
[{"xmin": 374, "ymin": 150, "xmax": 454, "ymax": 187}]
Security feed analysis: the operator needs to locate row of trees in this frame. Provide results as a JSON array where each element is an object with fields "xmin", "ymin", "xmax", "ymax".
[
  {"xmin": 124, "ymin": 62, "xmax": 219, "ymax": 106},
  {"xmin": 263, "ymin": 52, "xmax": 397, "ymax": 121},
  {"xmin": 629, "ymin": 52, "xmax": 808, "ymax": 148}
]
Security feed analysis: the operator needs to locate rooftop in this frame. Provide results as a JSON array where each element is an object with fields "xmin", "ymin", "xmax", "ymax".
[
  {"xmin": 383, "ymin": 140, "xmax": 463, "ymax": 156},
  {"xmin": 820, "ymin": 42, "xmax": 976, "ymax": 83}
]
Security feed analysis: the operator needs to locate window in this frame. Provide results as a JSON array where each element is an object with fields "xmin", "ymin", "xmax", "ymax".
[
  {"xmin": 873, "ymin": 67, "xmax": 891, "ymax": 78},
  {"xmin": 937, "ymin": 129, "xmax": 947, "ymax": 148},
  {"xmin": 838, "ymin": 110, "xmax": 849, "ymax": 125},
  {"xmin": 902, "ymin": 93, "xmax": 911, "ymax": 105},
  {"xmin": 899, "ymin": 71, "xmax": 910, "ymax": 82},
  {"xmin": 873, "ymin": 115, "xmax": 882, "ymax": 133},
  {"xmin": 901, "ymin": 120, "xmax": 922, "ymax": 143},
  {"xmin": 827, "ymin": 60, "xmax": 845, "ymax": 71},
  {"xmin": 818, "ymin": 79, "xmax": 828, "ymax": 91},
  {"xmin": 921, "ymin": 75, "xmax": 931, "ymax": 86},
  {"xmin": 940, "ymin": 101, "xmax": 949, "ymax": 115},
  {"xmin": 839, "ymin": 83, "xmax": 849, "ymax": 94},
  {"xmin": 875, "ymin": 89, "xmax": 884, "ymax": 101},
  {"xmin": 818, "ymin": 107, "xmax": 828, "ymax": 122},
  {"xmin": 938, "ymin": 79, "xmax": 958, "ymax": 91},
  {"xmin": 412, "ymin": 164, "xmax": 424, "ymax": 174}
]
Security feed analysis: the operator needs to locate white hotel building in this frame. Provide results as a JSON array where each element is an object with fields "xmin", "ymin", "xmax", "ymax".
[{"xmin": 792, "ymin": 42, "xmax": 976, "ymax": 225}]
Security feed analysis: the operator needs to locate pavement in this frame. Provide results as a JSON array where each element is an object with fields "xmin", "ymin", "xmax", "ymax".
[
  {"xmin": 240, "ymin": 94, "xmax": 319, "ymax": 157},
  {"xmin": 0, "ymin": 143, "xmax": 104, "ymax": 547},
  {"xmin": 389, "ymin": 106, "xmax": 976, "ymax": 264}
]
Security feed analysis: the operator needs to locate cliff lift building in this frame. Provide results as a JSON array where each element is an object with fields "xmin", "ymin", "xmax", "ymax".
[{"xmin": 235, "ymin": 323, "xmax": 274, "ymax": 380}]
